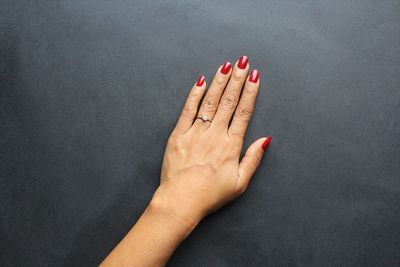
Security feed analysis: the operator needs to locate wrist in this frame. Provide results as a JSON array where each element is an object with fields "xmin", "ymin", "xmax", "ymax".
[{"xmin": 147, "ymin": 195, "xmax": 200, "ymax": 239}]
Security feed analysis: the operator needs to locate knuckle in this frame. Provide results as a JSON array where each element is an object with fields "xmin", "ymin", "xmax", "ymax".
[
  {"xmin": 167, "ymin": 136, "xmax": 183, "ymax": 152},
  {"xmin": 214, "ymin": 76, "xmax": 226, "ymax": 87},
  {"xmin": 187, "ymin": 92, "xmax": 199, "ymax": 104},
  {"xmin": 244, "ymin": 86, "xmax": 257, "ymax": 97},
  {"xmin": 203, "ymin": 97, "xmax": 217, "ymax": 113},
  {"xmin": 229, "ymin": 129, "xmax": 243, "ymax": 138},
  {"xmin": 182, "ymin": 104, "xmax": 195, "ymax": 116},
  {"xmin": 221, "ymin": 94, "xmax": 236, "ymax": 110},
  {"xmin": 166, "ymin": 136, "xmax": 176, "ymax": 148},
  {"xmin": 231, "ymin": 72, "xmax": 244, "ymax": 83},
  {"xmin": 236, "ymin": 106, "xmax": 252, "ymax": 122},
  {"xmin": 182, "ymin": 95, "xmax": 197, "ymax": 116}
]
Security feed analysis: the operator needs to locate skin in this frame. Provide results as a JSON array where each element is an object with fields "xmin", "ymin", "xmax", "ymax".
[{"xmin": 101, "ymin": 58, "xmax": 269, "ymax": 267}]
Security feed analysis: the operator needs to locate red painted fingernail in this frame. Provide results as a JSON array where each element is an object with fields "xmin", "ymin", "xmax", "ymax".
[
  {"xmin": 238, "ymin": 56, "xmax": 248, "ymax": 69},
  {"xmin": 249, "ymin": 69, "xmax": 259, "ymax": 83},
  {"xmin": 196, "ymin": 75, "xmax": 205, "ymax": 86},
  {"xmin": 220, "ymin": 61, "xmax": 232, "ymax": 75},
  {"xmin": 262, "ymin": 136, "xmax": 272, "ymax": 151}
]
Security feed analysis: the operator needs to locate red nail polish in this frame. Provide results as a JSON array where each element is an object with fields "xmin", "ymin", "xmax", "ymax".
[
  {"xmin": 249, "ymin": 69, "xmax": 259, "ymax": 83},
  {"xmin": 196, "ymin": 75, "xmax": 205, "ymax": 86},
  {"xmin": 262, "ymin": 136, "xmax": 272, "ymax": 151},
  {"xmin": 220, "ymin": 62, "xmax": 232, "ymax": 75},
  {"xmin": 238, "ymin": 56, "xmax": 248, "ymax": 69}
]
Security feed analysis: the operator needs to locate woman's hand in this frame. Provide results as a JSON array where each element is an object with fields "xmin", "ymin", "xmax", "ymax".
[
  {"xmin": 152, "ymin": 56, "xmax": 271, "ymax": 229},
  {"xmin": 101, "ymin": 56, "xmax": 271, "ymax": 267}
]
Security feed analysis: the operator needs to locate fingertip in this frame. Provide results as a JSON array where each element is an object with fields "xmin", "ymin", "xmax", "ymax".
[
  {"xmin": 220, "ymin": 61, "xmax": 232, "ymax": 75},
  {"xmin": 262, "ymin": 136, "xmax": 272, "ymax": 151},
  {"xmin": 237, "ymin": 55, "xmax": 249, "ymax": 70},
  {"xmin": 196, "ymin": 75, "xmax": 206, "ymax": 87},
  {"xmin": 248, "ymin": 69, "xmax": 260, "ymax": 84}
]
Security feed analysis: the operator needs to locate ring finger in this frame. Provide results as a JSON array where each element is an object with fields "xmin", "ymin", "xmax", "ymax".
[{"xmin": 192, "ymin": 61, "xmax": 232, "ymax": 129}]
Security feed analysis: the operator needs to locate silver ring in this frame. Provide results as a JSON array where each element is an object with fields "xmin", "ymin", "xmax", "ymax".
[{"xmin": 196, "ymin": 115, "xmax": 212, "ymax": 123}]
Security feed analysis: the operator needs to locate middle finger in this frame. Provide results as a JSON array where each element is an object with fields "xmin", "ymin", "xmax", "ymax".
[{"xmin": 212, "ymin": 56, "xmax": 249, "ymax": 129}]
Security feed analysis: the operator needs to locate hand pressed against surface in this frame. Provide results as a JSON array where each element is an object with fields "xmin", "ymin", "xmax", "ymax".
[
  {"xmin": 101, "ymin": 56, "xmax": 272, "ymax": 267},
  {"xmin": 152, "ymin": 56, "xmax": 272, "ymax": 228}
]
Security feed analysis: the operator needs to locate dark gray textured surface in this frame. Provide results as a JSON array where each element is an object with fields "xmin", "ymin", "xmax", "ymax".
[{"xmin": 1, "ymin": 1, "xmax": 400, "ymax": 266}]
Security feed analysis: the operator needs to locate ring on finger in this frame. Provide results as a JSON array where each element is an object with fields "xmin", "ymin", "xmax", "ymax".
[{"xmin": 196, "ymin": 115, "xmax": 212, "ymax": 123}]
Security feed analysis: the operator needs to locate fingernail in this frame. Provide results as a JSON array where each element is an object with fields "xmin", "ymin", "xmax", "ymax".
[
  {"xmin": 238, "ymin": 56, "xmax": 248, "ymax": 69},
  {"xmin": 262, "ymin": 136, "xmax": 272, "ymax": 151},
  {"xmin": 220, "ymin": 61, "xmax": 232, "ymax": 75},
  {"xmin": 196, "ymin": 75, "xmax": 205, "ymax": 86},
  {"xmin": 249, "ymin": 69, "xmax": 259, "ymax": 83}
]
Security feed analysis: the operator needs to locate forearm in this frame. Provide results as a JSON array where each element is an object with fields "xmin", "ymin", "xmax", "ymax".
[{"xmin": 100, "ymin": 199, "xmax": 198, "ymax": 267}]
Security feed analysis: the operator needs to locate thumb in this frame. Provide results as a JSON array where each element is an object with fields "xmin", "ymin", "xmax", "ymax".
[{"xmin": 237, "ymin": 136, "xmax": 272, "ymax": 190}]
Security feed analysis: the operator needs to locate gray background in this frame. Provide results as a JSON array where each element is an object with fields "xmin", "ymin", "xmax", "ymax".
[{"xmin": 1, "ymin": 1, "xmax": 400, "ymax": 266}]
